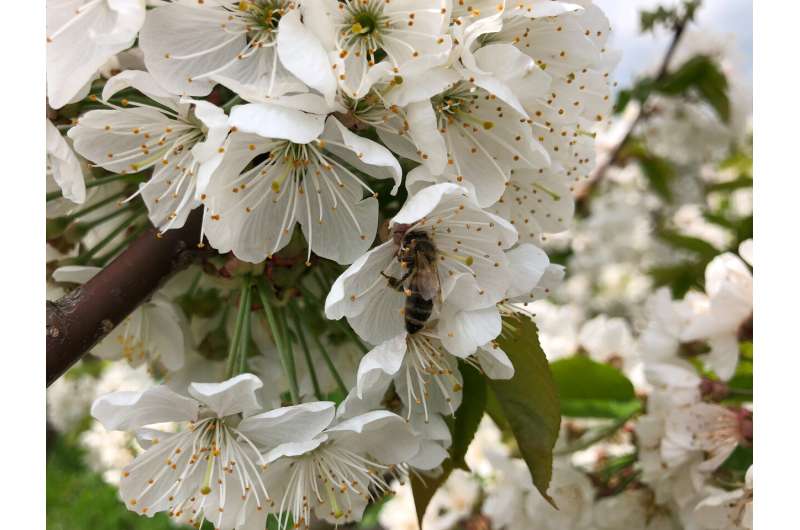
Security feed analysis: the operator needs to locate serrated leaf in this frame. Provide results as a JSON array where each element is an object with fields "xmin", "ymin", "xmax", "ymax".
[
  {"xmin": 410, "ymin": 362, "xmax": 487, "ymax": 524},
  {"xmin": 489, "ymin": 317, "xmax": 561, "ymax": 506}
]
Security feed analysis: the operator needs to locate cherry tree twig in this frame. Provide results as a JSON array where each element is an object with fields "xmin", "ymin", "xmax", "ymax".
[
  {"xmin": 577, "ymin": 14, "xmax": 690, "ymax": 205},
  {"xmin": 46, "ymin": 208, "xmax": 211, "ymax": 386}
]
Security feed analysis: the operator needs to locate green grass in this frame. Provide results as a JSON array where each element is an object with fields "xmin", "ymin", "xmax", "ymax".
[{"xmin": 46, "ymin": 434, "xmax": 176, "ymax": 530}]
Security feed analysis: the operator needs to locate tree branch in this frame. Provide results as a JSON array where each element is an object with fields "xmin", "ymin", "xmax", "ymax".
[
  {"xmin": 46, "ymin": 208, "xmax": 210, "ymax": 386},
  {"xmin": 578, "ymin": 16, "xmax": 689, "ymax": 204}
]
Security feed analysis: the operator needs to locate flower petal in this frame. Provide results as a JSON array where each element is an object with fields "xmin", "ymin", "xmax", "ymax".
[
  {"xmin": 438, "ymin": 306, "xmax": 502, "ymax": 358},
  {"xmin": 505, "ymin": 243, "xmax": 550, "ymax": 299},
  {"xmin": 237, "ymin": 401, "xmax": 336, "ymax": 451},
  {"xmin": 356, "ymin": 334, "xmax": 408, "ymax": 397},
  {"xmin": 188, "ymin": 373, "xmax": 263, "ymax": 417},
  {"xmin": 326, "ymin": 410, "xmax": 420, "ymax": 464},
  {"xmin": 229, "ymin": 103, "xmax": 325, "ymax": 144},
  {"xmin": 476, "ymin": 343, "xmax": 515, "ymax": 380},
  {"xmin": 46, "ymin": 120, "xmax": 86, "ymax": 204},
  {"xmin": 91, "ymin": 385, "xmax": 199, "ymax": 431},
  {"xmin": 276, "ymin": 9, "xmax": 337, "ymax": 104}
]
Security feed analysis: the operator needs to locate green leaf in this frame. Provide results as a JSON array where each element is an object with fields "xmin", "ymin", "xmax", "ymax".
[
  {"xmin": 720, "ymin": 445, "xmax": 753, "ymax": 473},
  {"xmin": 559, "ymin": 398, "xmax": 642, "ymax": 419},
  {"xmin": 551, "ymin": 355, "xmax": 635, "ymax": 401},
  {"xmin": 657, "ymin": 230, "xmax": 721, "ymax": 259},
  {"xmin": 719, "ymin": 151, "xmax": 753, "ymax": 179},
  {"xmin": 489, "ymin": 316, "xmax": 561, "ymax": 506},
  {"xmin": 696, "ymin": 67, "xmax": 731, "ymax": 123},
  {"xmin": 550, "ymin": 356, "xmax": 639, "ymax": 418},
  {"xmin": 411, "ymin": 362, "xmax": 487, "ymax": 523},
  {"xmin": 648, "ymin": 262, "xmax": 706, "ymax": 298},
  {"xmin": 639, "ymin": 154, "xmax": 675, "ymax": 201},
  {"xmin": 655, "ymin": 55, "xmax": 731, "ymax": 123},
  {"xmin": 358, "ymin": 495, "xmax": 392, "ymax": 529},
  {"xmin": 451, "ymin": 363, "xmax": 487, "ymax": 469},
  {"xmin": 484, "ymin": 387, "xmax": 512, "ymax": 433},
  {"xmin": 706, "ymin": 176, "xmax": 754, "ymax": 193},
  {"xmin": 640, "ymin": 6, "xmax": 678, "ymax": 32}
]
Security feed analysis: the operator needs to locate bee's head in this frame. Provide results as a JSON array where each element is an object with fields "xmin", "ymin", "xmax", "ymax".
[{"xmin": 391, "ymin": 223, "xmax": 412, "ymax": 246}]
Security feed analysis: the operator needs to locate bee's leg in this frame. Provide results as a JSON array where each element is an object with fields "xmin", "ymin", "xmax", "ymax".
[
  {"xmin": 397, "ymin": 269, "xmax": 414, "ymax": 284},
  {"xmin": 380, "ymin": 271, "xmax": 405, "ymax": 291}
]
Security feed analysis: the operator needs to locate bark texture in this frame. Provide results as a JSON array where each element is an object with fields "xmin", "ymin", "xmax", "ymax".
[{"xmin": 46, "ymin": 208, "xmax": 208, "ymax": 386}]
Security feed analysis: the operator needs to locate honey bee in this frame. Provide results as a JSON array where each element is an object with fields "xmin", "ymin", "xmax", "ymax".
[{"xmin": 382, "ymin": 224, "xmax": 441, "ymax": 334}]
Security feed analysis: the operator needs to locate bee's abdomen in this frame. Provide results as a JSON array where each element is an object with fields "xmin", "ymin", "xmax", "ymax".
[{"xmin": 405, "ymin": 292, "xmax": 433, "ymax": 334}]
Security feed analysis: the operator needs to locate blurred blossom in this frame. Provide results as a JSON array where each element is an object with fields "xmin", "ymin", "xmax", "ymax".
[
  {"xmin": 529, "ymin": 300, "xmax": 584, "ymax": 360},
  {"xmin": 47, "ymin": 372, "xmax": 96, "ymax": 433},
  {"xmin": 673, "ymin": 204, "xmax": 734, "ymax": 249}
]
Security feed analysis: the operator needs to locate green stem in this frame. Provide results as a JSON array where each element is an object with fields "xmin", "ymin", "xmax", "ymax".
[
  {"xmin": 296, "ymin": 280, "xmax": 369, "ymax": 353},
  {"xmin": 256, "ymin": 278, "xmax": 300, "ymax": 404},
  {"xmin": 46, "ymin": 172, "xmax": 147, "ymax": 202},
  {"xmin": 296, "ymin": 282, "xmax": 323, "ymax": 305},
  {"xmin": 93, "ymin": 223, "xmax": 149, "ymax": 265},
  {"xmin": 276, "ymin": 309, "xmax": 300, "ymax": 402},
  {"xmin": 289, "ymin": 302, "xmax": 322, "ymax": 400},
  {"xmin": 336, "ymin": 320, "xmax": 369, "ymax": 354},
  {"xmin": 226, "ymin": 279, "xmax": 252, "ymax": 379},
  {"xmin": 222, "ymin": 95, "xmax": 243, "ymax": 112},
  {"xmin": 238, "ymin": 289, "xmax": 252, "ymax": 375},
  {"xmin": 79, "ymin": 202, "xmax": 139, "ymax": 231},
  {"xmin": 63, "ymin": 191, "xmax": 127, "ymax": 222},
  {"xmin": 312, "ymin": 268, "xmax": 331, "ymax": 295},
  {"xmin": 77, "ymin": 211, "xmax": 143, "ymax": 263},
  {"xmin": 308, "ymin": 328, "xmax": 348, "ymax": 396},
  {"xmin": 555, "ymin": 406, "xmax": 641, "ymax": 456}
]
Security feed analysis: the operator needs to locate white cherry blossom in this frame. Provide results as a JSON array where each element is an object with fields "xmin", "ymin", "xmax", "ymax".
[
  {"xmin": 202, "ymin": 104, "xmax": 401, "ymax": 264},
  {"xmin": 301, "ymin": 0, "xmax": 453, "ymax": 99},
  {"xmin": 692, "ymin": 466, "xmax": 752, "ymax": 530},
  {"xmin": 681, "ymin": 253, "xmax": 753, "ymax": 380},
  {"xmin": 139, "ymin": 1, "xmax": 314, "ymax": 100},
  {"xmin": 47, "ymin": 0, "xmax": 146, "ymax": 108},
  {"xmin": 68, "ymin": 70, "xmax": 230, "ymax": 233},
  {"xmin": 91, "ymin": 375, "xmax": 273, "ymax": 530},
  {"xmin": 47, "ymin": 119, "xmax": 87, "ymax": 205},
  {"xmin": 240, "ymin": 402, "xmax": 418, "ymax": 527},
  {"xmin": 663, "ymin": 402, "xmax": 750, "ymax": 473},
  {"xmin": 491, "ymin": 166, "xmax": 575, "ymax": 244},
  {"xmin": 353, "ymin": 332, "xmax": 464, "ymax": 418},
  {"xmin": 325, "ymin": 183, "xmax": 517, "ymax": 345}
]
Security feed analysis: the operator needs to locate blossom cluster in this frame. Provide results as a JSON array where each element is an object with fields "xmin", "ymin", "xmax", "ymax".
[
  {"xmin": 47, "ymin": 0, "xmax": 618, "ymax": 528},
  {"xmin": 377, "ymin": 240, "xmax": 753, "ymax": 530}
]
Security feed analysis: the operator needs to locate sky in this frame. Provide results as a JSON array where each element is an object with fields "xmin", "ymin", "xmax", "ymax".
[{"xmin": 594, "ymin": 0, "xmax": 753, "ymax": 88}]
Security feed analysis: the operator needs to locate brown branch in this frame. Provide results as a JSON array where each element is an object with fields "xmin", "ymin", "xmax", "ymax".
[
  {"xmin": 46, "ymin": 208, "xmax": 211, "ymax": 387},
  {"xmin": 577, "ymin": 15, "xmax": 689, "ymax": 205}
]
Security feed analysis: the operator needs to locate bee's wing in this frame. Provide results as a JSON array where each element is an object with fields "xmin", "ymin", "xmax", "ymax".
[{"xmin": 410, "ymin": 257, "xmax": 441, "ymax": 301}]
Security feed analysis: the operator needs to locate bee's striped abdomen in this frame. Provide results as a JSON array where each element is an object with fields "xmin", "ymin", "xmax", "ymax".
[{"xmin": 405, "ymin": 292, "xmax": 433, "ymax": 333}]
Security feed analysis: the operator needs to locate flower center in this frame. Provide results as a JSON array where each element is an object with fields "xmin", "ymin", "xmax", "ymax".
[
  {"xmin": 403, "ymin": 334, "xmax": 463, "ymax": 419},
  {"xmin": 240, "ymin": 0, "xmax": 291, "ymax": 34},
  {"xmin": 276, "ymin": 443, "xmax": 402, "ymax": 529},
  {"xmin": 340, "ymin": 1, "xmax": 389, "ymax": 60},
  {"xmin": 432, "ymin": 83, "xmax": 494, "ymax": 130},
  {"xmin": 121, "ymin": 417, "xmax": 271, "ymax": 528}
]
